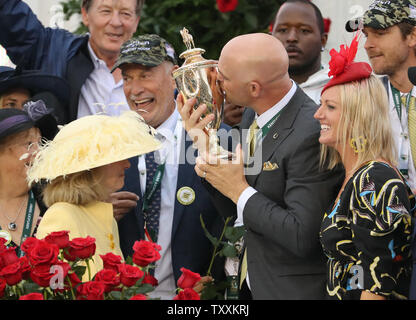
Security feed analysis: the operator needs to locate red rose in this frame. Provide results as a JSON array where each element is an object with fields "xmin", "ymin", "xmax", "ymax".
[
  {"xmin": 19, "ymin": 293, "xmax": 44, "ymax": 300},
  {"xmin": 117, "ymin": 263, "xmax": 144, "ymax": 287},
  {"xmin": 177, "ymin": 267, "xmax": 201, "ymax": 289},
  {"xmin": 173, "ymin": 288, "xmax": 200, "ymax": 300},
  {"xmin": 132, "ymin": 240, "xmax": 161, "ymax": 267},
  {"xmin": 20, "ymin": 237, "xmax": 41, "ymax": 255},
  {"xmin": 76, "ymin": 281, "xmax": 105, "ymax": 300},
  {"xmin": 44, "ymin": 231, "xmax": 70, "ymax": 249},
  {"xmin": 67, "ymin": 236, "xmax": 96, "ymax": 260},
  {"xmin": 0, "ymin": 261, "xmax": 22, "ymax": 286},
  {"xmin": 28, "ymin": 240, "xmax": 59, "ymax": 267},
  {"xmin": 19, "ymin": 256, "xmax": 31, "ymax": 280},
  {"xmin": 30, "ymin": 264, "xmax": 54, "ymax": 288},
  {"xmin": 129, "ymin": 294, "xmax": 147, "ymax": 300},
  {"xmin": 216, "ymin": 0, "xmax": 238, "ymax": 13},
  {"xmin": 0, "ymin": 246, "xmax": 19, "ymax": 267},
  {"xmin": 142, "ymin": 272, "xmax": 158, "ymax": 287},
  {"xmin": 0, "ymin": 277, "xmax": 6, "ymax": 298},
  {"xmin": 94, "ymin": 269, "xmax": 120, "ymax": 292},
  {"xmin": 100, "ymin": 252, "xmax": 122, "ymax": 272},
  {"xmin": 0, "ymin": 238, "xmax": 7, "ymax": 248}
]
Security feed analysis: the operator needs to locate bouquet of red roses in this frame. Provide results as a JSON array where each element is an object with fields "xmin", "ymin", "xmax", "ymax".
[{"xmin": 0, "ymin": 231, "xmax": 161, "ymax": 300}]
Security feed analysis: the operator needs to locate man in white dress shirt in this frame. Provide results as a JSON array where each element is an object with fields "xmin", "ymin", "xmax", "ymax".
[
  {"xmin": 0, "ymin": 0, "xmax": 143, "ymax": 123},
  {"xmin": 112, "ymin": 35, "xmax": 226, "ymax": 299}
]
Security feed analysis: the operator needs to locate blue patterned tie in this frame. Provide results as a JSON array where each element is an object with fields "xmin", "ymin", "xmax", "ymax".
[{"xmin": 145, "ymin": 151, "xmax": 161, "ymax": 242}]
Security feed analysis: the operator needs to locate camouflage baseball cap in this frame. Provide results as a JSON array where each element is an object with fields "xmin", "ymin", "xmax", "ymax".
[
  {"xmin": 346, "ymin": 0, "xmax": 416, "ymax": 32},
  {"xmin": 111, "ymin": 34, "xmax": 178, "ymax": 72}
]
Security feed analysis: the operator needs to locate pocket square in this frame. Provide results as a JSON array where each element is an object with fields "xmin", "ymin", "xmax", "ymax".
[{"xmin": 263, "ymin": 161, "xmax": 279, "ymax": 171}]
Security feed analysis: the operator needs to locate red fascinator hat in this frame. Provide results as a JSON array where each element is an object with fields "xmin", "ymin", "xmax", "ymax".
[{"xmin": 322, "ymin": 33, "xmax": 372, "ymax": 94}]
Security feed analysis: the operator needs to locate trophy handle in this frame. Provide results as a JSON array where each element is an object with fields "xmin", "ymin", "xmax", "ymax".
[{"xmin": 181, "ymin": 68, "xmax": 200, "ymax": 98}]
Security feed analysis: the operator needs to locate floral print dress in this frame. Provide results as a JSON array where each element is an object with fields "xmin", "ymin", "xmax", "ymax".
[{"xmin": 320, "ymin": 161, "xmax": 414, "ymax": 300}]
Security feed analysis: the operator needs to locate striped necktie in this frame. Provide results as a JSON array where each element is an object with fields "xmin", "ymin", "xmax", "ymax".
[
  {"xmin": 145, "ymin": 151, "xmax": 161, "ymax": 242},
  {"xmin": 405, "ymin": 95, "xmax": 416, "ymax": 168},
  {"xmin": 247, "ymin": 119, "xmax": 260, "ymax": 157}
]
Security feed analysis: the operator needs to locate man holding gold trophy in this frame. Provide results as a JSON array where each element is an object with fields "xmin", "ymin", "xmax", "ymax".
[
  {"xmin": 177, "ymin": 31, "xmax": 344, "ymax": 299},
  {"xmin": 110, "ymin": 34, "xmax": 227, "ymax": 299}
]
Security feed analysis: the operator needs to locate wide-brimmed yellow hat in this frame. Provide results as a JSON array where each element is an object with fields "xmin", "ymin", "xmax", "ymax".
[{"xmin": 27, "ymin": 111, "xmax": 162, "ymax": 183}]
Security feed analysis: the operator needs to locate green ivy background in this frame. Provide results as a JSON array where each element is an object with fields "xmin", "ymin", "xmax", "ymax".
[{"xmin": 61, "ymin": 0, "xmax": 284, "ymax": 60}]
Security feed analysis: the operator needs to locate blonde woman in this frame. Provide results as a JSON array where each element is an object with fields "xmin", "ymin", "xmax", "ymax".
[
  {"xmin": 28, "ymin": 111, "xmax": 161, "ymax": 278},
  {"xmin": 314, "ymin": 35, "xmax": 414, "ymax": 300}
]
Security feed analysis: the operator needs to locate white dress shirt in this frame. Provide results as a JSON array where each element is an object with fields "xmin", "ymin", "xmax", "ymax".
[
  {"xmin": 136, "ymin": 108, "xmax": 183, "ymax": 300},
  {"xmin": 235, "ymin": 80, "xmax": 297, "ymax": 289},
  {"xmin": 77, "ymin": 41, "xmax": 130, "ymax": 118},
  {"xmin": 387, "ymin": 81, "xmax": 416, "ymax": 190}
]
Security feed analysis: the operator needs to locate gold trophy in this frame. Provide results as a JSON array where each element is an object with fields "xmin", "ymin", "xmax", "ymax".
[{"xmin": 173, "ymin": 28, "xmax": 230, "ymax": 158}]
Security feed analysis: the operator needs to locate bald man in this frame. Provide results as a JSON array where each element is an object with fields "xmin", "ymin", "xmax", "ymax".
[{"xmin": 177, "ymin": 33, "xmax": 343, "ymax": 300}]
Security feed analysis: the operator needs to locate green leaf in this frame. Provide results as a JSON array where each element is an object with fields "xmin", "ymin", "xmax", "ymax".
[
  {"xmin": 72, "ymin": 265, "xmax": 87, "ymax": 280},
  {"xmin": 224, "ymin": 226, "xmax": 246, "ymax": 243},
  {"xmin": 134, "ymin": 283, "xmax": 155, "ymax": 295},
  {"xmin": 220, "ymin": 243, "xmax": 238, "ymax": 258},
  {"xmin": 125, "ymin": 255, "xmax": 134, "ymax": 265},
  {"xmin": 108, "ymin": 291, "xmax": 122, "ymax": 300}
]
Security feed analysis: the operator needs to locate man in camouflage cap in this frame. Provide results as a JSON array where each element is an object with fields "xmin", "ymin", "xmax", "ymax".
[
  {"xmin": 346, "ymin": 0, "xmax": 416, "ymax": 32},
  {"xmin": 109, "ymin": 34, "xmax": 226, "ymax": 299},
  {"xmin": 346, "ymin": 2, "xmax": 416, "ymax": 298}
]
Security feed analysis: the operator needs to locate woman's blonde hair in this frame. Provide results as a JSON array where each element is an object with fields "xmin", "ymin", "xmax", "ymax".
[
  {"xmin": 42, "ymin": 168, "xmax": 107, "ymax": 207},
  {"xmin": 320, "ymin": 74, "xmax": 397, "ymax": 172}
]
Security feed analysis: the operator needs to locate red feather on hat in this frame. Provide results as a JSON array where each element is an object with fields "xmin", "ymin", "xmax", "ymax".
[{"xmin": 322, "ymin": 32, "xmax": 372, "ymax": 94}]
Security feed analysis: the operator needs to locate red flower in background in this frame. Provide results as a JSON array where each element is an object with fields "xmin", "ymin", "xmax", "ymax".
[
  {"xmin": 323, "ymin": 18, "xmax": 332, "ymax": 34},
  {"xmin": 217, "ymin": 0, "xmax": 238, "ymax": 13}
]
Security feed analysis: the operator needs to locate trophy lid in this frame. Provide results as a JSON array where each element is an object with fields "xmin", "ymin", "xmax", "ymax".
[{"xmin": 177, "ymin": 28, "xmax": 213, "ymax": 66}]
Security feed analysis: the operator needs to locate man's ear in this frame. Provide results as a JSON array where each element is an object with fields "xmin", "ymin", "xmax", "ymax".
[
  {"xmin": 81, "ymin": 6, "xmax": 89, "ymax": 28},
  {"xmin": 321, "ymin": 32, "xmax": 328, "ymax": 49},
  {"xmin": 408, "ymin": 26, "xmax": 416, "ymax": 48},
  {"xmin": 248, "ymin": 81, "xmax": 261, "ymax": 98}
]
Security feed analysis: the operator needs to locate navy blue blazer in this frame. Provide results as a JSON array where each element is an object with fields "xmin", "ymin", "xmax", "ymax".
[{"xmin": 118, "ymin": 128, "xmax": 227, "ymax": 283}]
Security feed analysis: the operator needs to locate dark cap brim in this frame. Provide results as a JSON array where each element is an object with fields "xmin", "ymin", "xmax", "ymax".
[
  {"xmin": 111, "ymin": 57, "xmax": 164, "ymax": 73},
  {"xmin": 345, "ymin": 17, "xmax": 363, "ymax": 32}
]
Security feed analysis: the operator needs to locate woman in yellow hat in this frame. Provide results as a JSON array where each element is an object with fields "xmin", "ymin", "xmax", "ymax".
[{"xmin": 27, "ymin": 111, "xmax": 161, "ymax": 278}]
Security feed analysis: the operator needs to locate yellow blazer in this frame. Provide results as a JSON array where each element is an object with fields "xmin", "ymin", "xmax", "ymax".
[{"xmin": 36, "ymin": 201, "xmax": 124, "ymax": 281}]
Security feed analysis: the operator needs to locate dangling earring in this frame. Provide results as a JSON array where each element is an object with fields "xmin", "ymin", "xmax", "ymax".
[
  {"xmin": 321, "ymin": 47, "xmax": 325, "ymax": 52},
  {"xmin": 350, "ymin": 136, "xmax": 367, "ymax": 153}
]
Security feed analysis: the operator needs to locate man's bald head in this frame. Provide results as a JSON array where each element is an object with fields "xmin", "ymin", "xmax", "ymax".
[
  {"xmin": 217, "ymin": 33, "xmax": 292, "ymax": 113},
  {"xmin": 220, "ymin": 33, "xmax": 289, "ymax": 85}
]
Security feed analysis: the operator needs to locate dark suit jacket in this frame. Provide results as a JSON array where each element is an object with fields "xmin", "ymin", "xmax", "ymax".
[
  {"xmin": 206, "ymin": 87, "xmax": 344, "ymax": 299},
  {"xmin": 118, "ymin": 128, "xmax": 226, "ymax": 284},
  {"xmin": 0, "ymin": 0, "xmax": 93, "ymax": 124}
]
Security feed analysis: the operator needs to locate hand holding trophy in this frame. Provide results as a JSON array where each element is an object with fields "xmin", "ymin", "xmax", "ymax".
[{"xmin": 173, "ymin": 28, "xmax": 231, "ymax": 159}]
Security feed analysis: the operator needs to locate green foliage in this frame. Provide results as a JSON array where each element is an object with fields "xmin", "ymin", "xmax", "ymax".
[{"xmin": 60, "ymin": 0, "xmax": 284, "ymax": 59}]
